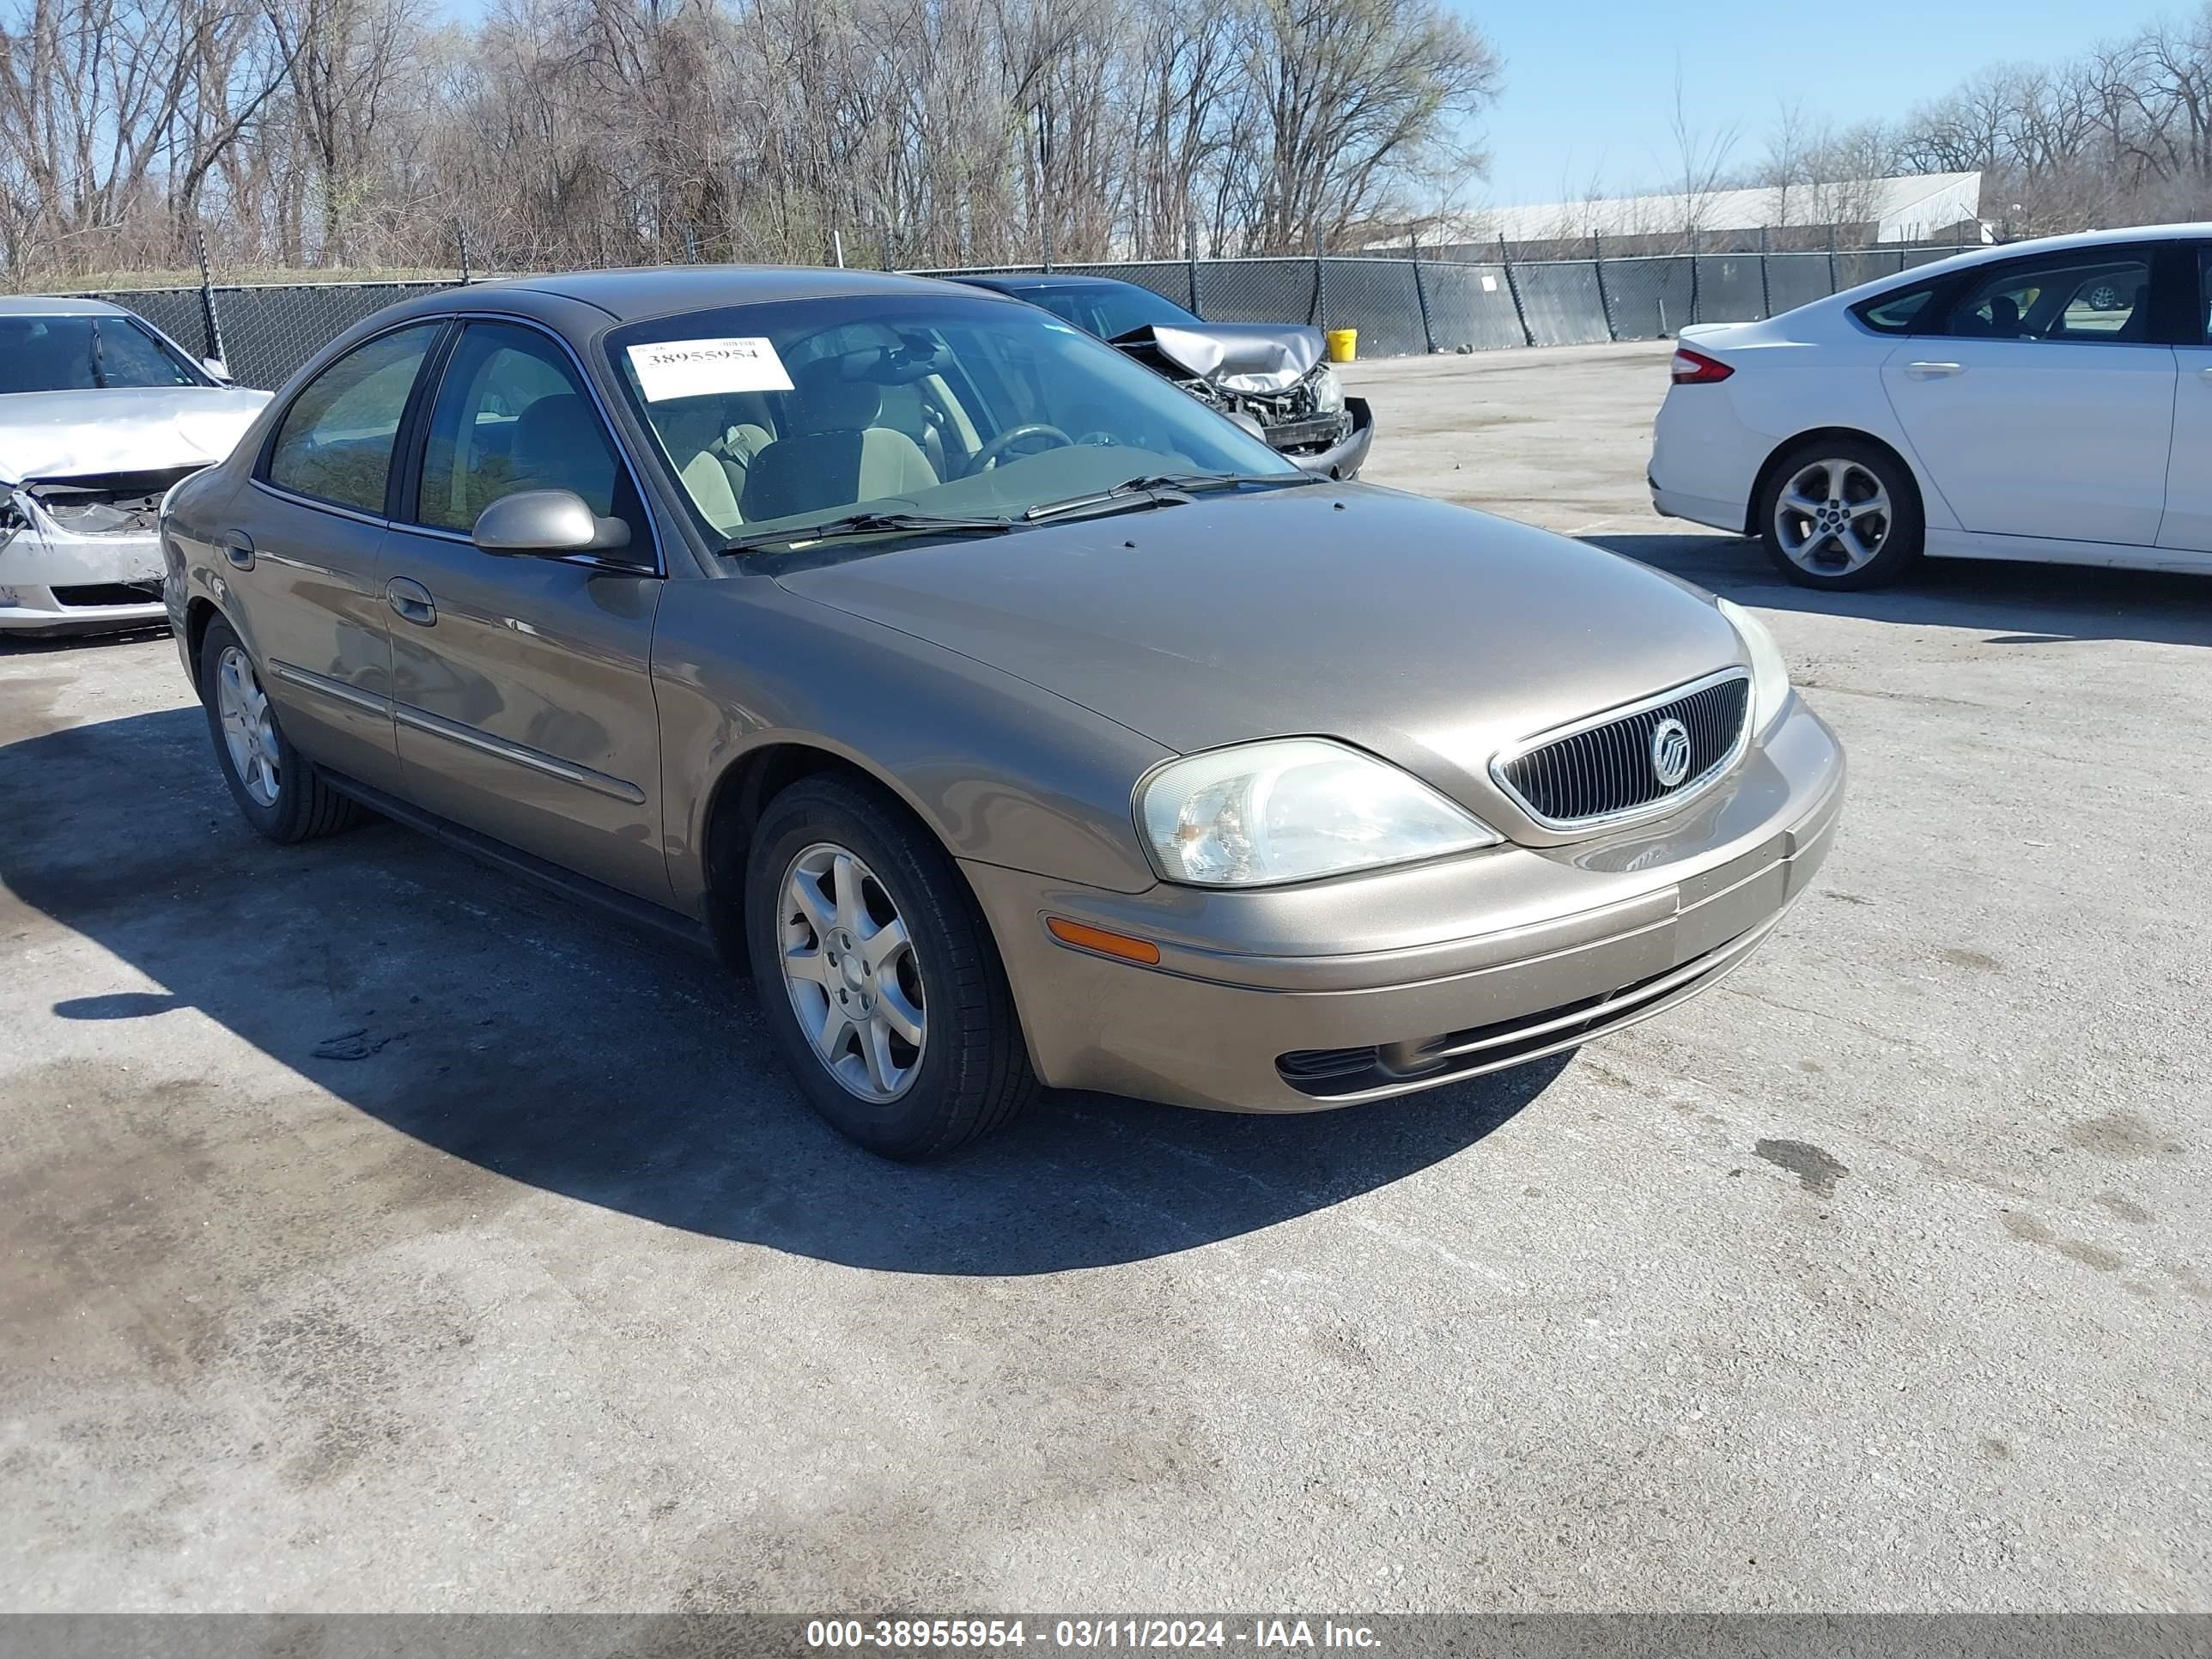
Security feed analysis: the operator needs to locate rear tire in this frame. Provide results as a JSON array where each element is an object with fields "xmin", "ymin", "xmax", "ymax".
[
  {"xmin": 744, "ymin": 772, "xmax": 1036, "ymax": 1160},
  {"xmin": 198, "ymin": 617, "xmax": 361, "ymax": 843},
  {"xmin": 1757, "ymin": 437, "xmax": 1923, "ymax": 590}
]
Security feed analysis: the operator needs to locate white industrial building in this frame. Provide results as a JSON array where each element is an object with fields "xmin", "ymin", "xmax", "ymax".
[{"xmin": 1376, "ymin": 172, "xmax": 1985, "ymax": 255}]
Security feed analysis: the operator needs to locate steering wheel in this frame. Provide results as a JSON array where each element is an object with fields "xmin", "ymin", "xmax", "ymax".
[{"xmin": 970, "ymin": 422, "xmax": 1073, "ymax": 472}]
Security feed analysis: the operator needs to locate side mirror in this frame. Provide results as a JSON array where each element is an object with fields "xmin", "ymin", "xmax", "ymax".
[
  {"xmin": 471, "ymin": 489, "xmax": 632, "ymax": 557},
  {"xmin": 202, "ymin": 356, "xmax": 234, "ymax": 384},
  {"xmin": 1227, "ymin": 411, "xmax": 1267, "ymax": 441}
]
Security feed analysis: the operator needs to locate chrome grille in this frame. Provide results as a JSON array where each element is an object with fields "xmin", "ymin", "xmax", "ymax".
[{"xmin": 1492, "ymin": 669, "xmax": 1750, "ymax": 830}]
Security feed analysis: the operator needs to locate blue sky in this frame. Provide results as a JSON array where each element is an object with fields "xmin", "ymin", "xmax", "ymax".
[{"xmin": 1469, "ymin": 0, "xmax": 2132, "ymax": 206}]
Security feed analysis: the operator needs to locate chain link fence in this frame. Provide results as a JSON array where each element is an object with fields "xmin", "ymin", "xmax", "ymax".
[
  {"xmin": 940, "ymin": 242, "xmax": 1972, "ymax": 356},
  {"xmin": 75, "ymin": 278, "xmax": 459, "ymax": 391},
  {"xmin": 64, "ymin": 240, "xmax": 1976, "ymax": 392}
]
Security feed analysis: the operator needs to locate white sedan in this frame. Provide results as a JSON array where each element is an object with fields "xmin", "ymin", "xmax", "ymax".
[
  {"xmin": 0, "ymin": 296, "xmax": 270, "ymax": 635},
  {"xmin": 1649, "ymin": 224, "xmax": 2209, "ymax": 589}
]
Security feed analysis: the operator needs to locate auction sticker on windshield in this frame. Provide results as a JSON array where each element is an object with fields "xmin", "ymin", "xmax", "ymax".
[{"xmin": 627, "ymin": 337, "xmax": 793, "ymax": 400}]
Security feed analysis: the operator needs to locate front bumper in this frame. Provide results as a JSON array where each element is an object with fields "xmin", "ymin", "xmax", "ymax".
[
  {"xmin": 1273, "ymin": 396, "xmax": 1373, "ymax": 480},
  {"xmin": 0, "ymin": 526, "xmax": 167, "ymax": 636},
  {"xmin": 963, "ymin": 700, "xmax": 1844, "ymax": 1113}
]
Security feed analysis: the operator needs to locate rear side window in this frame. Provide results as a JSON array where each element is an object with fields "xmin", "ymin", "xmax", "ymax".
[
  {"xmin": 1940, "ymin": 253, "xmax": 2154, "ymax": 343},
  {"xmin": 2200, "ymin": 249, "xmax": 2211, "ymax": 343},
  {"xmin": 1854, "ymin": 283, "xmax": 1938, "ymax": 335},
  {"xmin": 265, "ymin": 324, "xmax": 441, "ymax": 514}
]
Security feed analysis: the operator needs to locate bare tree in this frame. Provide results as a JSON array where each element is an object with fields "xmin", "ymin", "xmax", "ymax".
[
  {"xmin": 1222, "ymin": 0, "xmax": 1498, "ymax": 252},
  {"xmin": 1887, "ymin": 8, "xmax": 2212, "ymax": 235},
  {"xmin": 1663, "ymin": 58, "xmax": 1739, "ymax": 251},
  {"xmin": 0, "ymin": 0, "xmax": 1503, "ymax": 283}
]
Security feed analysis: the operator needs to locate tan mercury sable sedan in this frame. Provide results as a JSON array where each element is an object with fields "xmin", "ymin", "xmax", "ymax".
[{"xmin": 162, "ymin": 268, "xmax": 1845, "ymax": 1160}]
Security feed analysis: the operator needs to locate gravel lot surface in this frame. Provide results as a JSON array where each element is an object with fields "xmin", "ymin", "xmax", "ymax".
[{"xmin": 3, "ymin": 340, "xmax": 2207, "ymax": 1613}]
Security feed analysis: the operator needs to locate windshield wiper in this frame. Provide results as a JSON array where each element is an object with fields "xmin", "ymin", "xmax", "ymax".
[
  {"xmin": 720, "ymin": 510, "xmax": 1017, "ymax": 556},
  {"xmin": 1023, "ymin": 477, "xmax": 1194, "ymax": 522},
  {"xmin": 1023, "ymin": 470, "xmax": 1316, "ymax": 524},
  {"xmin": 1155, "ymin": 471, "xmax": 1322, "ymax": 493}
]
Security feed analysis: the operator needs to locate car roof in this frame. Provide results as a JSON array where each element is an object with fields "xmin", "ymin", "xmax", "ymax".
[
  {"xmin": 950, "ymin": 272, "xmax": 1153, "ymax": 295},
  {"xmin": 1862, "ymin": 222, "xmax": 2212, "ymax": 289},
  {"xmin": 1803, "ymin": 221, "xmax": 2212, "ymax": 315},
  {"xmin": 0, "ymin": 295, "xmax": 132, "ymax": 318},
  {"xmin": 454, "ymin": 264, "xmax": 1009, "ymax": 323}
]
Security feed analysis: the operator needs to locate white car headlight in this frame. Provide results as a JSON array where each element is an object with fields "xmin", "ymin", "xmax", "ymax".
[
  {"xmin": 1309, "ymin": 364, "xmax": 1346, "ymax": 413},
  {"xmin": 1717, "ymin": 597, "xmax": 1791, "ymax": 738},
  {"xmin": 1136, "ymin": 738, "xmax": 1500, "ymax": 888}
]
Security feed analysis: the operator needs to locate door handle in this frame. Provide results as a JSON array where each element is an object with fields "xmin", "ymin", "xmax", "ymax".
[
  {"xmin": 385, "ymin": 576, "xmax": 436, "ymax": 627},
  {"xmin": 1904, "ymin": 362, "xmax": 1965, "ymax": 380},
  {"xmin": 2199, "ymin": 366, "xmax": 2212, "ymax": 381},
  {"xmin": 220, "ymin": 531, "xmax": 254, "ymax": 569}
]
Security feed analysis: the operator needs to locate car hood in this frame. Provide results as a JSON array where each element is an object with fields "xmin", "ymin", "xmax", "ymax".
[
  {"xmin": 1110, "ymin": 323, "xmax": 1325, "ymax": 392},
  {"xmin": 771, "ymin": 486, "xmax": 1745, "ymax": 816},
  {"xmin": 0, "ymin": 386, "xmax": 271, "ymax": 485}
]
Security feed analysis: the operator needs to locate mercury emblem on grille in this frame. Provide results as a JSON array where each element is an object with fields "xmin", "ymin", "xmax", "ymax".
[{"xmin": 1650, "ymin": 717, "xmax": 1692, "ymax": 787}]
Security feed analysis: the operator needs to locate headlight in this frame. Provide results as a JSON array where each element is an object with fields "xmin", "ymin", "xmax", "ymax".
[
  {"xmin": 1309, "ymin": 364, "xmax": 1345, "ymax": 413},
  {"xmin": 1136, "ymin": 738, "xmax": 1500, "ymax": 888},
  {"xmin": 1717, "ymin": 597, "xmax": 1791, "ymax": 738}
]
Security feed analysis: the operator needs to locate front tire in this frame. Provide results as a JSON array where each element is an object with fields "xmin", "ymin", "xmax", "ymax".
[
  {"xmin": 198, "ymin": 617, "xmax": 360, "ymax": 842},
  {"xmin": 744, "ymin": 773, "xmax": 1036, "ymax": 1159},
  {"xmin": 1757, "ymin": 438, "xmax": 1923, "ymax": 590}
]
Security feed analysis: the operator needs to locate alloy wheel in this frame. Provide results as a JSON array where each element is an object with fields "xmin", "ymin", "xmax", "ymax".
[
  {"xmin": 777, "ymin": 842, "xmax": 927, "ymax": 1103},
  {"xmin": 216, "ymin": 645, "xmax": 281, "ymax": 808},
  {"xmin": 1773, "ymin": 457, "xmax": 1893, "ymax": 576}
]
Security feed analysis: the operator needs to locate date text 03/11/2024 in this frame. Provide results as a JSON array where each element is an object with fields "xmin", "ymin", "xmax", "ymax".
[{"xmin": 803, "ymin": 1618, "xmax": 1384, "ymax": 1650}]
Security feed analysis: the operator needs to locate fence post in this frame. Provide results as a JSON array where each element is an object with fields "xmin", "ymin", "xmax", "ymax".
[
  {"xmin": 192, "ymin": 225, "xmax": 227, "ymax": 368},
  {"xmin": 1186, "ymin": 216, "xmax": 1202, "ymax": 318},
  {"xmin": 1826, "ymin": 222, "xmax": 1839, "ymax": 295},
  {"xmin": 1590, "ymin": 231, "xmax": 1617, "ymax": 342},
  {"xmin": 1311, "ymin": 224, "xmax": 1327, "ymax": 328},
  {"xmin": 1409, "ymin": 233, "xmax": 1436, "ymax": 353},
  {"xmin": 831, "ymin": 228, "xmax": 845, "ymax": 269},
  {"xmin": 1033, "ymin": 101, "xmax": 1054, "ymax": 272},
  {"xmin": 456, "ymin": 222, "xmax": 471, "ymax": 285},
  {"xmin": 1498, "ymin": 234, "xmax": 1534, "ymax": 348},
  {"xmin": 1758, "ymin": 224, "xmax": 1772, "ymax": 319},
  {"xmin": 684, "ymin": 226, "xmax": 700, "ymax": 264}
]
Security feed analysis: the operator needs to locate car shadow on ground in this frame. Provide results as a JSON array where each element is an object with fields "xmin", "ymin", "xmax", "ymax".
[
  {"xmin": 0, "ymin": 623, "xmax": 173, "ymax": 658},
  {"xmin": 4, "ymin": 706, "xmax": 1566, "ymax": 1278},
  {"xmin": 1589, "ymin": 531, "xmax": 2212, "ymax": 651}
]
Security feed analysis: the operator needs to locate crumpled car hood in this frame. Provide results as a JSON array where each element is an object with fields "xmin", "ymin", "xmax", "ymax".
[
  {"xmin": 1111, "ymin": 323, "xmax": 1326, "ymax": 393},
  {"xmin": 0, "ymin": 386, "xmax": 271, "ymax": 485}
]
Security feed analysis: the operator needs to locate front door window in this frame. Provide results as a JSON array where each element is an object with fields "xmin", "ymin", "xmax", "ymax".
[{"xmin": 417, "ymin": 321, "xmax": 636, "ymax": 543}]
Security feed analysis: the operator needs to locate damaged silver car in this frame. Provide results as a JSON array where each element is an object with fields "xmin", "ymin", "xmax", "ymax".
[
  {"xmin": 951, "ymin": 273, "xmax": 1373, "ymax": 478},
  {"xmin": 0, "ymin": 297, "xmax": 270, "ymax": 637}
]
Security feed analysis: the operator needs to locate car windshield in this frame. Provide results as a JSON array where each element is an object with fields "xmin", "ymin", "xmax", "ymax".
[
  {"xmin": 606, "ymin": 291, "xmax": 1302, "ymax": 551},
  {"xmin": 0, "ymin": 315, "xmax": 205, "ymax": 393},
  {"xmin": 1012, "ymin": 282, "xmax": 1200, "ymax": 341}
]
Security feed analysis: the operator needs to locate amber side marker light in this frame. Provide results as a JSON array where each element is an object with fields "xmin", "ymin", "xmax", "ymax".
[{"xmin": 1045, "ymin": 916, "xmax": 1163, "ymax": 965}]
